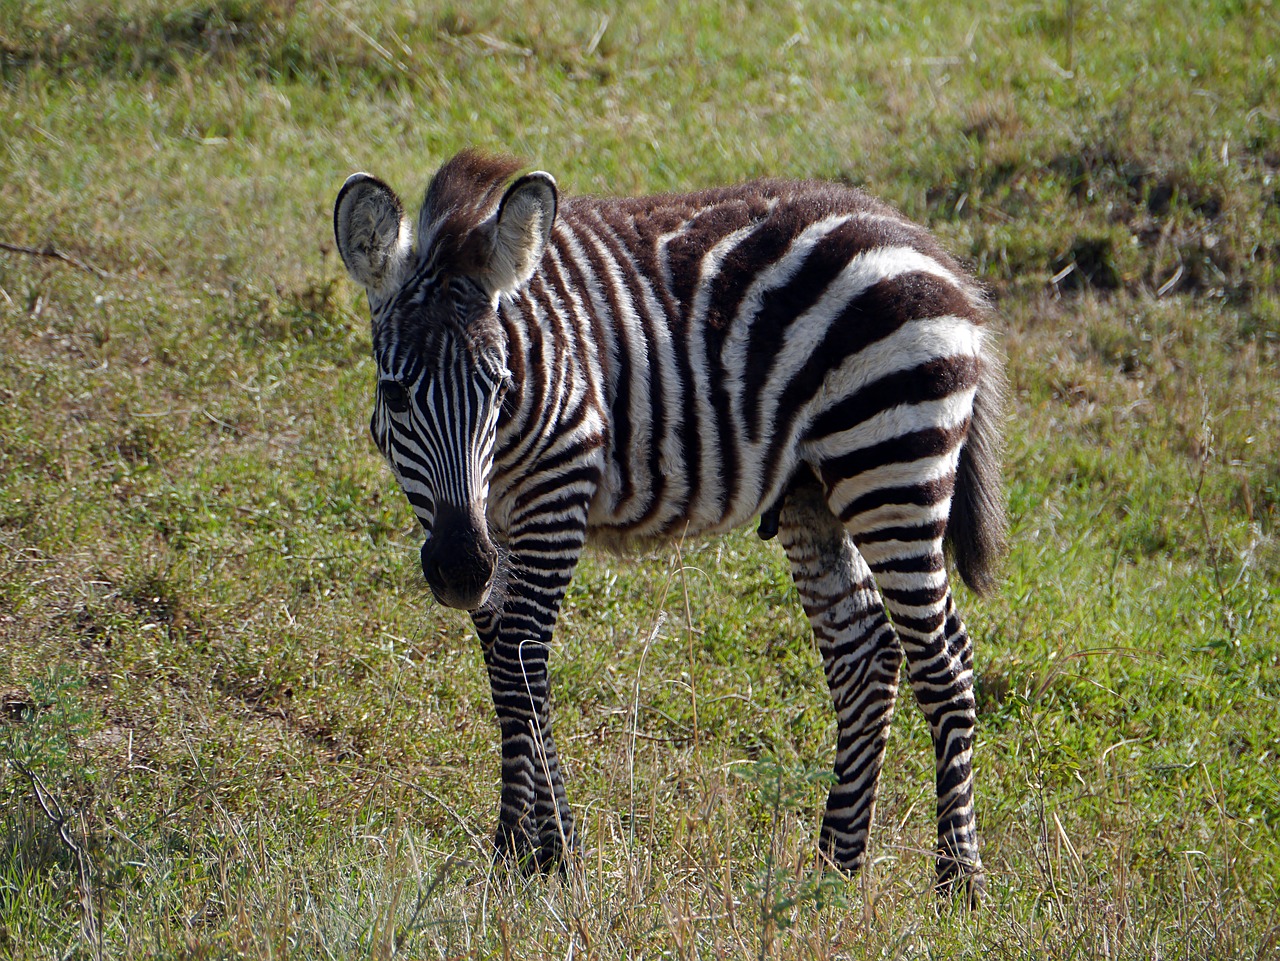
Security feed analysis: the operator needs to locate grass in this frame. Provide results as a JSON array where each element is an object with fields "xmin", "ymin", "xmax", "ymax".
[{"xmin": 1, "ymin": 0, "xmax": 1278, "ymax": 957}]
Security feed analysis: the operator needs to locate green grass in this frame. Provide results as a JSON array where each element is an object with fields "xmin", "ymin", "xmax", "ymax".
[{"xmin": 1, "ymin": 0, "xmax": 1278, "ymax": 957}]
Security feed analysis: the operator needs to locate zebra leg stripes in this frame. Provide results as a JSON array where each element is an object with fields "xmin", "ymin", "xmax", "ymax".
[
  {"xmin": 475, "ymin": 626, "xmax": 577, "ymax": 868},
  {"xmin": 846, "ymin": 504, "xmax": 985, "ymax": 899},
  {"xmin": 470, "ymin": 488, "xmax": 596, "ymax": 868},
  {"xmin": 780, "ymin": 478, "xmax": 985, "ymax": 898},
  {"xmin": 778, "ymin": 482, "xmax": 903, "ymax": 874}
]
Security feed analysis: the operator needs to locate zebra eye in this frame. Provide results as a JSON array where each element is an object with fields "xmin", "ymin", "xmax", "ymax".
[{"xmin": 379, "ymin": 379, "xmax": 410, "ymax": 414}]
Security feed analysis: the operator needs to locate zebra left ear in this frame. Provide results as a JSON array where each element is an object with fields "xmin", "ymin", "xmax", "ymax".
[
  {"xmin": 333, "ymin": 173, "xmax": 412, "ymax": 302},
  {"xmin": 481, "ymin": 172, "xmax": 558, "ymax": 297}
]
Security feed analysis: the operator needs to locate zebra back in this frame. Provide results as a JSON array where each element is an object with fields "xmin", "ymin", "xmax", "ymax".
[{"xmin": 508, "ymin": 173, "xmax": 1006, "ymax": 569}]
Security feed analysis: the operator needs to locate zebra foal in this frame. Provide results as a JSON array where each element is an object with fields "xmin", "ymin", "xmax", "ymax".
[{"xmin": 334, "ymin": 150, "xmax": 1006, "ymax": 900}]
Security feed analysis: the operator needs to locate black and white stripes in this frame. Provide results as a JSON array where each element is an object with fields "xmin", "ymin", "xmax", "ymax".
[{"xmin": 334, "ymin": 150, "xmax": 1005, "ymax": 901}]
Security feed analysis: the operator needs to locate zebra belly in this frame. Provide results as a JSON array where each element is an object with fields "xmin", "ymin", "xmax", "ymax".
[{"xmin": 584, "ymin": 440, "xmax": 798, "ymax": 546}]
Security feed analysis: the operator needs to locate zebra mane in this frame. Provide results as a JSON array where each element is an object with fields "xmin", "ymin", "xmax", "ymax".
[{"xmin": 417, "ymin": 149, "xmax": 527, "ymax": 278}]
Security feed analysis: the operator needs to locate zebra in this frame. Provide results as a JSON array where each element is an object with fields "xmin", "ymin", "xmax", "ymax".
[{"xmin": 333, "ymin": 150, "xmax": 1006, "ymax": 901}]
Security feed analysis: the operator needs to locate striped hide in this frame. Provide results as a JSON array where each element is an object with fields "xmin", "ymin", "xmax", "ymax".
[{"xmin": 334, "ymin": 150, "xmax": 1006, "ymax": 902}]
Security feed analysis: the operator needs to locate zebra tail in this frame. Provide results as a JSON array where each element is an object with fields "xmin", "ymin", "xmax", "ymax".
[{"xmin": 948, "ymin": 339, "xmax": 1008, "ymax": 597}]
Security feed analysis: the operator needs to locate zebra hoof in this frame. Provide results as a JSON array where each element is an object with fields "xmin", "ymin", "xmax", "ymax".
[
  {"xmin": 493, "ymin": 823, "xmax": 574, "ymax": 875},
  {"xmin": 494, "ymin": 822, "xmax": 543, "ymax": 873},
  {"xmin": 935, "ymin": 858, "xmax": 986, "ymax": 909},
  {"xmin": 816, "ymin": 830, "xmax": 866, "ymax": 877}
]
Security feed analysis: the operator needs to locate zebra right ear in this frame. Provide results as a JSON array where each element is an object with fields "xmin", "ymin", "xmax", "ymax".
[
  {"xmin": 334, "ymin": 173, "xmax": 412, "ymax": 300},
  {"xmin": 480, "ymin": 171, "xmax": 558, "ymax": 297}
]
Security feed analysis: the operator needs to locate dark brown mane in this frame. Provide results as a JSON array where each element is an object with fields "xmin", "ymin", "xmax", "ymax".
[{"xmin": 418, "ymin": 149, "xmax": 526, "ymax": 278}]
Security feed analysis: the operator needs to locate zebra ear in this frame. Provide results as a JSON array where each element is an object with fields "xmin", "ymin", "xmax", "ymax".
[
  {"xmin": 481, "ymin": 172, "xmax": 557, "ymax": 296},
  {"xmin": 334, "ymin": 173, "xmax": 412, "ymax": 300}
]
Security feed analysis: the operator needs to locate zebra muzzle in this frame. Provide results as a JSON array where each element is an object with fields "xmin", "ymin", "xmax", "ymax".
[{"xmin": 420, "ymin": 506, "xmax": 498, "ymax": 611}]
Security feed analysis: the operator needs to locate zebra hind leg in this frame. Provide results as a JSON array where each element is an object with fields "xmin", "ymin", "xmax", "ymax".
[
  {"xmin": 850, "ymin": 520, "xmax": 986, "ymax": 905},
  {"xmin": 778, "ymin": 482, "xmax": 903, "ymax": 876}
]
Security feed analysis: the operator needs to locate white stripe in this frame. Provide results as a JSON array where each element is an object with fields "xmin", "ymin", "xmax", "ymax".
[
  {"xmin": 827, "ymin": 447, "xmax": 962, "ymax": 511},
  {"xmin": 808, "ymin": 387, "xmax": 977, "ymax": 462}
]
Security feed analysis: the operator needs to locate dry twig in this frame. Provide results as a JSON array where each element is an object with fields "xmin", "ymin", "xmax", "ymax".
[
  {"xmin": 12, "ymin": 760, "xmax": 102, "ymax": 958},
  {"xmin": 0, "ymin": 239, "xmax": 109, "ymax": 278}
]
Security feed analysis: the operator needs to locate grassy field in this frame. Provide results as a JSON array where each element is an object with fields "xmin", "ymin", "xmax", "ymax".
[{"xmin": 1, "ymin": 1, "xmax": 1277, "ymax": 957}]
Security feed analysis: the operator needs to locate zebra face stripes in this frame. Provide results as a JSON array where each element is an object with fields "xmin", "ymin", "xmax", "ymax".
[
  {"xmin": 333, "ymin": 151, "xmax": 1006, "ymax": 902},
  {"xmin": 369, "ymin": 311, "xmax": 510, "ymax": 610},
  {"xmin": 335, "ymin": 162, "xmax": 553, "ymax": 611}
]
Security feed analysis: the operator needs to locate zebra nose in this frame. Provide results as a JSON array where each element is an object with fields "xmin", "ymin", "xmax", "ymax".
[
  {"xmin": 423, "ymin": 547, "xmax": 496, "ymax": 610},
  {"xmin": 421, "ymin": 510, "xmax": 497, "ymax": 610}
]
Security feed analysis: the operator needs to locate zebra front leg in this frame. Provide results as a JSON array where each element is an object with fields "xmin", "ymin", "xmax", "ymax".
[
  {"xmin": 778, "ymin": 484, "xmax": 903, "ymax": 874},
  {"xmin": 480, "ymin": 632, "xmax": 576, "ymax": 870},
  {"xmin": 854, "ymin": 531, "xmax": 985, "ymax": 904},
  {"xmin": 472, "ymin": 532, "xmax": 585, "ymax": 872}
]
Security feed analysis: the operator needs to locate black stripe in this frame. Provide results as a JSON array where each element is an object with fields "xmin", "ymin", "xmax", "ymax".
[
  {"xmin": 590, "ymin": 216, "xmax": 669, "ymax": 524},
  {"xmin": 811, "ymin": 354, "xmax": 980, "ymax": 440},
  {"xmin": 838, "ymin": 474, "xmax": 956, "ymax": 523},
  {"xmin": 818, "ymin": 423, "xmax": 969, "ymax": 492}
]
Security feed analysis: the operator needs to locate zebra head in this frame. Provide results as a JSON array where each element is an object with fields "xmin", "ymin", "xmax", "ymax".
[{"xmin": 333, "ymin": 155, "xmax": 558, "ymax": 611}]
